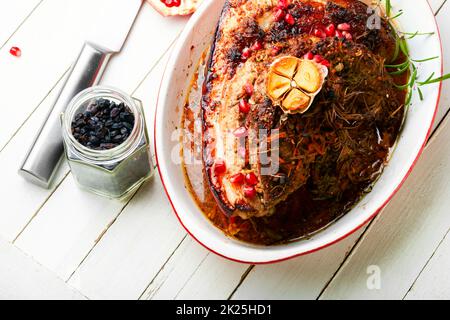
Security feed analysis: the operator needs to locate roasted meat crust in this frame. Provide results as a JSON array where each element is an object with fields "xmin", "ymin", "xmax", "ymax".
[{"xmin": 202, "ymin": 0, "xmax": 399, "ymax": 219}]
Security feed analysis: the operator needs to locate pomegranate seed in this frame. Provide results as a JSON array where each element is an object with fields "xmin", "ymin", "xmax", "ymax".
[
  {"xmin": 244, "ymin": 83, "xmax": 253, "ymax": 96},
  {"xmin": 243, "ymin": 186, "xmax": 257, "ymax": 198},
  {"xmin": 274, "ymin": 8, "xmax": 285, "ymax": 22},
  {"xmin": 214, "ymin": 159, "xmax": 227, "ymax": 175},
  {"xmin": 313, "ymin": 55, "xmax": 323, "ymax": 63},
  {"xmin": 342, "ymin": 31, "xmax": 353, "ymax": 40},
  {"xmin": 277, "ymin": 0, "xmax": 289, "ymax": 9},
  {"xmin": 321, "ymin": 59, "xmax": 331, "ymax": 67},
  {"xmin": 271, "ymin": 45, "xmax": 281, "ymax": 56},
  {"xmin": 230, "ymin": 173, "xmax": 245, "ymax": 185},
  {"xmin": 313, "ymin": 28, "xmax": 326, "ymax": 38},
  {"xmin": 337, "ymin": 23, "xmax": 351, "ymax": 31},
  {"xmin": 241, "ymin": 47, "xmax": 252, "ymax": 60},
  {"xmin": 335, "ymin": 30, "xmax": 344, "ymax": 38},
  {"xmin": 325, "ymin": 24, "xmax": 335, "ymax": 37},
  {"xmin": 285, "ymin": 13, "xmax": 295, "ymax": 25},
  {"xmin": 239, "ymin": 99, "xmax": 251, "ymax": 114},
  {"xmin": 160, "ymin": 0, "xmax": 181, "ymax": 7},
  {"xmin": 304, "ymin": 51, "xmax": 314, "ymax": 60},
  {"xmin": 9, "ymin": 46, "xmax": 21, "ymax": 57},
  {"xmin": 233, "ymin": 127, "xmax": 248, "ymax": 138},
  {"xmin": 251, "ymin": 41, "xmax": 263, "ymax": 51},
  {"xmin": 245, "ymin": 172, "xmax": 259, "ymax": 185}
]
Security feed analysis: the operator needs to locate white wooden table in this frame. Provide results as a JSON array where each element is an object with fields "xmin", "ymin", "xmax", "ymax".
[{"xmin": 0, "ymin": 0, "xmax": 449, "ymax": 300}]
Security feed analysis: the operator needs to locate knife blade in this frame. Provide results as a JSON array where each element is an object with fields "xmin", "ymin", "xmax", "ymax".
[{"xmin": 19, "ymin": 0, "xmax": 142, "ymax": 188}]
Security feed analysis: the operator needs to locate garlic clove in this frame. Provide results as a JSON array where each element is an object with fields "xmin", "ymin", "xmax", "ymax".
[
  {"xmin": 271, "ymin": 56, "xmax": 298, "ymax": 78},
  {"xmin": 294, "ymin": 60, "xmax": 323, "ymax": 93},
  {"xmin": 282, "ymin": 88, "xmax": 310, "ymax": 112},
  {"xmin": 267, "ymin": 73, "xmax": 291, "ymax": 100}
]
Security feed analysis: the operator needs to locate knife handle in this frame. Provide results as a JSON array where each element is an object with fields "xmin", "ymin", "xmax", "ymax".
[{"xmin": 19, "ymin": 42, "xmax": 113, "ymax": 188}]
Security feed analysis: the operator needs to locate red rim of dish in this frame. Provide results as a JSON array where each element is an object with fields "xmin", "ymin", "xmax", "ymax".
[{"xmin": 154, "ymin": 0, "xmax": 444, "ymax": 265}]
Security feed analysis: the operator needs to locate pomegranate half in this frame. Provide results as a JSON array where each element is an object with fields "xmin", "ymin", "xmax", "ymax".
[{"xmin": 147, "ymin": 0, "xmax": 203, "ymax": 16}]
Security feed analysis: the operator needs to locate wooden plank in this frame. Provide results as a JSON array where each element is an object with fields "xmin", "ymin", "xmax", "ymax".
[
  {"xmin": 139, "ymin": 225, "xmax": 364, "ymax": 300},
  {"xmin": 0, "ymin": 0, "xmax": 41, "ymax": 48},
  {"xmin": 68, "ymin": 175, "xmax": 187, "ymax": 300},
  {"xmin": 14, "ymin": 174, "xmax": 126, "ymax": 281},
  {"xmin": 428, "ymin": 0, "xmax": 446, "ymax": 13},
  {"xmin": 230, "ymin": 230, "xmax": 365, "ymax": 300},
  {"xmin": 432, "ymin": 1, "xmax": 450, "ymax": 131},
  {"xmin": 100, "ymin": 4, "xmax": 188, "ymax": 94},
  {"xmin": 141, "ymin": 237, "xmax": 249, "ymax": 300},
  {"xmin": 0, "ymin": 74, "xmax": 70, "ymax": 241},
  {"xmin": 405, "ymin": 229, "xmax": 450, "ymax": 300},
  {"xmin": 0, "ymin": 237, "xmax": 85, "ymax": 300}
]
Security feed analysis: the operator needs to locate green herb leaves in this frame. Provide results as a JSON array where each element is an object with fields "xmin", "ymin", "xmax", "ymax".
[{"xmin": 383, "ymin": 0, "xmax": 448, "ymax": 104}]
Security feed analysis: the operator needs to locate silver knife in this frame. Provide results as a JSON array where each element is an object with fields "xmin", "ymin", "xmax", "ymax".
[{"xmin": 19, "ymin": 0, "xmax": 143, "ymax": 188}]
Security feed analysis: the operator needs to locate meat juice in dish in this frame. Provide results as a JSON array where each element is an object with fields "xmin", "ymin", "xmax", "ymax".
[{"xmin": 181, "ymin": 0, "xmax": 408, "ymax": 245}]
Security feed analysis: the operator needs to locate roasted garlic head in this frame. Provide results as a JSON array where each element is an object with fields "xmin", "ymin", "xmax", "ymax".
[{"xmin": 267, "ymin": 56, "xmax": 327, "ymax": 114}]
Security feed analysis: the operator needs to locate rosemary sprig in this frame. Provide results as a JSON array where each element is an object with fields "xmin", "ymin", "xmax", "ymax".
[
  {"xmin": 389, "ymin": 11, "xmax": 404, "ymax": 20},
  {"xmin": 385, "ymin": 0, "xmax": 405, "ymax": 21},
  {"xmin": 391, "ymin": 35, "xmax": 400, "ymax": 62},
  {"xmin": 394, "ymin": 65, "xmax": 417, "ymax": 90},
  {"xmin": 411, "ymin": 56, "xmax": 439, "ymax": 63},
  {"xmin": 418, "ymin": 87, "xmax": 424, "ymax": 101},
  {"xmin": 389, "ymin": 62, "xmax": 410, "ymax": 75},
  {"xmin": 386, "ymin": 0, "xmax": 391, "ymax": 16},
  {"xmin": 401, "ymin": 31, "xmax": 435, "ymax": 39},
  {"xmin": 422, "ymin": 72, "xmax": 436, "ymax": 83},
  {"xmin": 382, "ymin": 0, "xmax": 449, "ymax": 105},
  {"xmin": 418, "ymin": 74, "xmax": 450, "ymax": 85}
]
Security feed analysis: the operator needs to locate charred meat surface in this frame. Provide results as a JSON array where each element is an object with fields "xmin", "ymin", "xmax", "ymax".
[{"xmin": 201, "ymin": 0, "xmax": 404, "ymax": 223}]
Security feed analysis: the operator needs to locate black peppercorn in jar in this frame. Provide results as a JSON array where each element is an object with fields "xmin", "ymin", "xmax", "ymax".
[{"xmin": 61, "ymin": 86, "xmax": 153, "ymax": 199}]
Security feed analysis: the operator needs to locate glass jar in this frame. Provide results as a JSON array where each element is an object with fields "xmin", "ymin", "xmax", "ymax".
[{"xmin": 61, "ymin": 86, "xmax": 153, "ymax": 199}]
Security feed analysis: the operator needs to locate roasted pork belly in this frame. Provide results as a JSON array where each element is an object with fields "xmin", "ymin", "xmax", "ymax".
[{"xmin": 202, "ymin": 0, "xmax": 397, "ymax": 219}]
